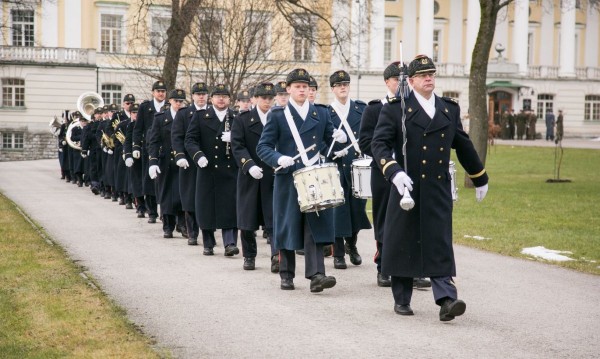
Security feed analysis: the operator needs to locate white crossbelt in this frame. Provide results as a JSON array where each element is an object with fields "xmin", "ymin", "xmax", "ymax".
[
  {"xmin": 284, "ymin": 106, "xmax": 319, "ymax": 167},
  {"xmin": 330, "ymin": 101, "xmax": 360, "ymax": 153}
]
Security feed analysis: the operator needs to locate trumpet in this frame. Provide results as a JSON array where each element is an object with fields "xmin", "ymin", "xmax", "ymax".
[
  {"xmin": 101, "ymin": 130, "xmax": 115, "ymax": 150},
  {"xmin": 115, "ymin": 129, "xmax": 126, "ymax": 145}
]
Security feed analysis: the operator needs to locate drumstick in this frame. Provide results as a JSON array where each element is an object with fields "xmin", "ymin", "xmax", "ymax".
[
  {"xmin": 326, "ymin": 122, "xmax": 344, "ymax": 158},
  {"xmin": 332, "ymin": 140, "xmax": 360, "ymax": 160},
  {"xmin": 274, "ymin": 144, "xmax": 317, "ymax": 172}
]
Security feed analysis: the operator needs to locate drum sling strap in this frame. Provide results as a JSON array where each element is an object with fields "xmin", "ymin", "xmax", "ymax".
[
  {"xmin": 330, "ymin": 101, "xmax": 360, "ymax": 153},
  {"xmin": 284, "ymin": 106, "xmax": 320, "ymax": 167}
]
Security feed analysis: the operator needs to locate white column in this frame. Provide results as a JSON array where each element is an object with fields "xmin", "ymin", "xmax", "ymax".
[
  {"xmin": 369, "ymin": 0, "xmax": 385, "ymax": 70},
  {"xmin": 447, "ymin": 0, "xmax": 463, "ymax": 63},
  {"xmin": 41, "ymin": 0, "xmax": 58, "ymax": 47},
  {"xmin": 559, "ymin": 1, "xmax": 576, "ymax": 77},
  {"xmin": 512, "ymin": 0, "xmax": 529, "ymax": 76},
  {"xmin": 64, "ymin": 0, "xmax": 82, "ymax": 48},
  {"xmin": 539, "ymin": 3, "xmax": 554, "ymax": 66},
  {"xmin": 465, "ymin": 0, "xmax": 480, "ymax": 72},
  {"xmin": 418, "ymin": 0, "xmax": 434, "ymax": 57},
  {"xmin": 402, "ymin": 0, "xmax": 417, "ymax": 61},
  {"xmin": 584, "ymin": 6, "xmax": 598, "ymax": 67}
]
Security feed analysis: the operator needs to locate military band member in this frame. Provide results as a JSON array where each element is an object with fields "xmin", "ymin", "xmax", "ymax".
[
  {"xmin": 114, "ymin": 95, "xmax": 134, "ymax": 208},
  {"xmin": 231, "ymin": 82, "xmax": 278, "ymax": 272},
  {"xmin": 81, "ymin": 106, "xmax": 102, "ymax": 194},
  {"xmin": 133, "ymin": 80, "xmax": 167, "ymax": 223},
  {"xmin": 274, "ymin": 81, "xmax": 289, "ymax": 107},
  {"xmin": 257, "ymin": 68, "xmax": 347, "ymax": 292},
  {"xmin": 184, "ymin": 84, "xmax": 239, "ymax": 256},
  {"xmin": 327, "ymin": 70, "xmax": 371, "ymax": 270},
  {"xmin": 516, "ymin": 109, "xmax": 526, "ymax": 140},
  {"xmin": 102, "ymin": 103, "xmax": 119, "ymax": 201},
  {"xmin": 57, "ymin": 112, "xmax": 71, "ymax": 181},
  {"xmin": 371, "ymin": 55, "xmax": 489, "ymax": 320},
  {"xmin": 69, "ymin": 113, "xmax": 87, "ymax": 187},
  {"xmin": 172, "ymin": 82, "xmax": 210, "ymax": 246},
  {"xmin": 124, "ymin": 103, "xmax": 146, "ymax": 216},
  {"xmin": 308, "ymin": 76, "xmax": 318, "ymax": 104},
  {"xmin": 148, "ymin": 89, "xmax": 187, "ymax": 238},
  {"xmin": 235, "ymin": 90, "xmax": 251, "ymax": 114},
  {"xmin": 96, "ymin": 106, "xmax": 111, "ymax": 198}
]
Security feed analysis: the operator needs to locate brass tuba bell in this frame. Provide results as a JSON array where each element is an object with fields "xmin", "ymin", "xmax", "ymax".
[{"xmin": 66, "ymin": 92, "xmax": 104, "ymax": 150}]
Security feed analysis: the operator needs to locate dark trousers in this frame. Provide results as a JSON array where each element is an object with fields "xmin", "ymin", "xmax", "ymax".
[
  {"xmin": 391, "ymin": 276, "xmax": 457, "ymax": 306},
  {"xmin": 333, "ymin": 232, "xmax": 358, "ymax": 257},
  {"xmin": 279, "ymin": 218, "xmax": 326, "ymax": 280},
  {"xmin": 135, "ymin": 196, "xmax": 146, "ymax": 213},
  {"xmin": 241, "ymin": 230, "xmax": 257, "ymax": 258},
  {"xmin": 201, "ymin": 228, "xmax": 237, "ymax": 248},
  {"xmin": 145, "ymin": 195, "xmax": 158, "ymax": 218},
  {"xmin": 184, "ymin": 211, "xmax": 199, "ymax": 240},
  {"xmin": 163, "ymin": 211, "xmax": 185, "ymax": 233},
  {"xmin": 374, "ymin": 240, "xmax": 383, "ymax": 273}
]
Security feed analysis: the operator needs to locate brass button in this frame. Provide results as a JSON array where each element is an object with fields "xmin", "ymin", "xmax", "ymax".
[
  {"xmin": 215, "ymin": 165, "xmax": 218, "ymax": 168},
  {"xmin": 313, "ymin": 136, "xmax": 316, "ymax": 139},
  {"xmin": 227, "ymin": 165, "xmax": 230, "ymax": 168},
  {"xmin": 214, "ymin": 155, "xmax": 218, "ymax": 158},
  {"xmin": 439, "ymin": 160, "xmax": 443, "ymax": 164},
  {"xmin": 422, "ymin": 160, "xmax": 426, "ymax": 164},
  {"xmin": 215, "ymin": 146, "xmax": 218, "ymax": 149},
  {"xmin": 424, "ymin": 133, "xmax": 427, "ymax": 137},
  {"xmin": 440, "ymin": 147, "xmax": 444, "ymax": 151},
  {"xmin": 441, "ymin": 133, "xmax": 445, "ymax": 138},
  {"xmin": 421, "ymin": 174, "xmax": 426, "ymax": 179},
  {"xmin": 215, "ymin": 137, "xmax": 219, "ymax": 140},
  {"xmin": 423, "ymin": 146, "xmax": 427, "ymax": 150},
  {"xmin": 438, "ymin": 175, "xmax": 442, "ymax": 179},
  {"xmin": 353, "ymin": 131, "xmax": 357, "ymax": 135}
]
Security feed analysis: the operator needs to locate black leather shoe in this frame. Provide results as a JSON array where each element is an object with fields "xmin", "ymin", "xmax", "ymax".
[
  {"xmin": 163, "ymin": 232, "xmax": 173, "ymax": 238},
  {"xmin": 125, "ymin": 203, "xmax": 133, "ymax": 209},
  {"xmin": 413, "ymin": 277, "xmax": 432, "ymax": 289},
  {"xmin": 77, "ymin": 181, "xmax": 83, "ymax": 187},
  {"xmin": 345, "ymin": 243, "xmax": 362, "ymax": 265},
  {"xmin": 91, "ymin": 187, "xmax": 100, "ymax": 195},
  {"xmin": 310, "ymin": 274, "xmax": 336, "ymax": 293},
  {"xmin": 333, "ymin": 257, "xmax": 347, "ymax": 269},
  {"xmin": 224, "ymin": 245, "xmax": 240, "ymax": 256},
  {"xmin": 148, "ymin": 216, "xmax": 157, "ymax": 224},
  {"xmin": 111, "ymin": 196, "xmax": 118, "ymax": 202},
  {"xmin": 203, "ymin": 247, "xmax": 214, "ymax": 256},
  {"xmin": 104, "ymin": 193, "xmax": 111, "ymax": 199},
  {"xmin": 243, "ymin": 257, "xmax": 256, "ymax": 270},
  {"xmin": 394, "ymin": 304, "xmax": 414, "ymax": 316},
  {"xmin": 323, "ymin": 245, "xmax": 332, "ymax": 257},
  {"xmin": 271, "ymin": 255, "xmax": 279, "ymax": 273},
  {"xmin": 296, "ymin": 249, "xmax": 305, "ymax": 255},
  {"xmin": 188, "ymin": 238, "xmax": 198, "ymax": 246},
  {"xmin": 118, "ymin": 198, "xmax": 125, "ymax": 205},
  {"xmin": 280, "ymin": 278, "xmax": 295, "ymax": 290},
  {"xmin": 439, "ymin": 298, "xmax": 466, "ymax": 322},
  {"xmin": 180, "ymin": 227, "xmax": 189, "ymax": 238},
  {"xmin": 377, "ymin": 273, "xmax": 391, "ymax": 287},
  {"xmin": 137, "ymin": 212, "xmax": 146, "ymax": 218}
]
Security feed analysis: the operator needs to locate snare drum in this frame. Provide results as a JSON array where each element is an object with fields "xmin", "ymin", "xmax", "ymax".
[
  {"xmin": 293, "ymin": 163, "xmax": 345, "ymax": 213},
  {"xmin": 351, "ymin": 158, "xmax": 372, "ymax": 199},
  {"xmin": 449, "ymin": 161, "xmax": 458, "ymax": 201}
]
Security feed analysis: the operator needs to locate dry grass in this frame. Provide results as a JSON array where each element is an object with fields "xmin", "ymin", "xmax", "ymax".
[{"xmin": 0, "ymin": 193, "xmax": 168, "ymax": 358}]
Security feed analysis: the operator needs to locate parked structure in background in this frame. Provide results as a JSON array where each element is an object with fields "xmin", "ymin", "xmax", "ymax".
[{"xmin": 1, "ymin": 0, "xmax": 599, "ymax": 160}]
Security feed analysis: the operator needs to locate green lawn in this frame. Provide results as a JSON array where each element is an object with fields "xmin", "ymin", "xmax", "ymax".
[{"xmin": 451, "ymin": 144, "xmax": 600, "ymax": 275}]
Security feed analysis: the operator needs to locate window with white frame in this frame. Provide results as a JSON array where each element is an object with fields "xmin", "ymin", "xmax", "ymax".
[
  {"xmin": 433, "ymin": 29, "xmax": 441, "ymax": 63},
  {"xmin": 584, "ymin": 95, "xmax": 600, "ymax": 121},
  {"xmin": 198, "ymin": 9, "xmax": 223, "ymax": 58},
  {"xmin": 2, "ymin": 132, "xmax": 25, "ymax": 149},
  {"xmin": 11, "ymin": 9, "xmax": 35, "ymax": 47},
  {"xmin": 537, "ymin": 94, "xmax": 553, "ymax": 120},
  {"xmin": 384, "ymin": 28, "xmax": 393, "ymax": 64},
  {"xmin": 245, "ymin": 11, "xmax": 271, "ymax": 57},
  {"xmin": 292, "ymin": 14, "xmax": 313, "ymax": 62},
  {"xmin": 100, "ymin": 14, "xmax": 123, "ymax": 53},
  {"xmin": 2, "ymin": 78, "xmax": 25, "ymax": 107},
  {"xmin": 101, "ymin": 84, "xmax": 122, "ymax": 106},
  {"xmin": 527, "ymin": 32, "xmax": 534, "ymax": 65},
  {"xmin": 443, "ymin": 91, "xmax": 460, "ymax": 101},
  {"xmin": 150, "ymin": 16, "xmax": 170, "ymax": 55}
]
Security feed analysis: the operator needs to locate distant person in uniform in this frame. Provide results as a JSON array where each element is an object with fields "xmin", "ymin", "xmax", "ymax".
[
  {"xmin": 545, "ymin": 109, "xmax": 555, "ymax": 141},
  {"xmin": 555, "ymin": 109, "xmax": 564, "ymax": 144},
  {"xmin": 516, "ymin": 109, "xmax": 526, "ymax": 140}
]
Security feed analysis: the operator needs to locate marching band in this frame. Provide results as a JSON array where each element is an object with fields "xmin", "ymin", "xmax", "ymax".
[{"xmin": 53, "ymin": 56, "xmax": 488, "ymax": 321}]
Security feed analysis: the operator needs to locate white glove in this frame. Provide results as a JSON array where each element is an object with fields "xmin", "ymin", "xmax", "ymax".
[
  {"xmin": 197, "ymin": 156, "xmax": 208, "ymax": 168},
  {"xmin": 332, "ymin": 129, "xmax": 348, "ymax": 144},
  {"xmin": 334, "ymin": 148, "xmax": 348, "ymax": 158},
  {"xmin": 81, "ymin": 152, "xmax": 87, "ymax": 158},
  {"xmin": 132, "ymin": 150, "xmax": 140, "ymax": 159},
  {"xmin": 176, "ymin": 158, "xmax": 189, "ymax": 169},
  {"xmin": 391, "ymin": 171, "xmax": 413, "ymax": 196},
  {"xmin": 249, "ymin": 165, "xmax": 263, "ymax": 179},
  {"xmin": 221, "ymin": 131, "xmax": 231, "ymax": 143},
  {"xmin": 149, "ymin": 165, "xmax": 161, "ymax": 179},
  {"xmin": 122, "ymin": 154, "xmax": 126, "ymax": 161},
  {"xmin": 107, "ymin": 149, "xmax": 113, "ymax": 155},
  {"xmin": 61, "ymin": 140, "xmax": 66, "ymax": 146},
  {"xmin": 277, "ymin": 156, "xmax": 295, "ymax": 168},
  {"xmin": 103, "ymin": 147, "xmax": 108, "ymax": 153},
  {"xmin": 58, "ymin": 148, "xmax": 63, "ymax": 152},
  {"xmin": 125, "ymin": 158, "xmax": 134, "ymax": 167},
  {"xmin": 475, "ymin": 184, "xmax": 488, "ymax": 202}
]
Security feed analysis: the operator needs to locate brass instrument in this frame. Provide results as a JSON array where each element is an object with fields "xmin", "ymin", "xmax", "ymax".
[
  {"xmin": 224, "ymin": 115, "xmax": 231, "ymax": 155},
  {"xmin": 101, "ymin": 130, "xmax": 115, "ymax": 150},
  {"xmin": 66, "ymin": 92, "xmax": 104, "ymax": 150},
  {"xmin": 115, "ymin": 129, "xmax": 126, "ymax": 145}
]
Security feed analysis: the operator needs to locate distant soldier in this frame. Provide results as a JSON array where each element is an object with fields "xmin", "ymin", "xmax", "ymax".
[
  {"xmin": 124, "ymin": 103, "xmax": 146, "ymax": 216},
  {"xmin": 555, "ymin": 110, "xmax": 564, "ymax": 143},
  {"xmin": 235, "ymin": 90, "xmax": 251, "ymax": 114},
  {"xmin": 274, "ymin": 81, "xmax": 290, "ymax": 107},
  {"xmin": 308, "ymin": 76, "xmax": 318, "ymax": 104},
  {"xmin": 516, "ymin": 109, "xmax": 526, "ymax": 140},
  {"xmin": 500, "ymin": 110, "xmax": 510, "ymax": 139},
  {"xmin": 508, "ymin": 109, "xmax": 516, "ymax": 140},
  {"xmin": 526, "ymin": 110, "xmax": 537, "ymax": 140},
  {"xmin": 545, "ymin": 109, "xmax": 555, "ymax": 141}
]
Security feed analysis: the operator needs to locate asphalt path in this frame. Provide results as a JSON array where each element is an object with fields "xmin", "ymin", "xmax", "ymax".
[{"xmin": 0, "ymin": 159, "xmax": 598, "ymax": 358}]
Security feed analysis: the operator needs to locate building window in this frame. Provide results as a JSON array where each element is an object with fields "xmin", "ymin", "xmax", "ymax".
[
  {"xmin": 384, "ymin": 28, "xmax": 393, "ymax": 64},
  {"xmin": 443, "ymin": 91, "xmax": 460, "ymax": 100},
  {"xmin": 2, "ymin": 78, "xmax": 25, "ymax": 107},
  {"xmin": 292, "ymin": 15, "xmax": 313, "ymax": 61},
  {"xmin": 101, "ymin": 84, "xmax": 122, "ymax": 106},
  {"xmin": 11, "ymin": 9, "xmax": 34, "ymax": 47},
  {"xmin": 584, "ymin": 95, "xmax": 600, "ymax": 121},
  {"xmin": 527, "ymin": 32, "xmax": 534, "ymax": 65},
  {"xmin": 537, "ymin": 94, "xmax": 554, "ymax": 119},
  {"xmin": 246, "ymin": 11, "xmax": 271, "ymax": 57},
  {"xmin": 433, "ymin": 29, "xmax": 441, "ymax": 63},
  {"xmin": 100, "ymin": 14, "xmax": 123, "ymax": 53},
  {"xmin": 150, "ymin": 16, "xmax": 170, "ymax": 55},
  {"xmin": 2, "ymin": 132, "xmax": 25, "ymax": 149},
  {"xmin": 198, "ymin": 9, "xmax": 223, "ymax": 58}
]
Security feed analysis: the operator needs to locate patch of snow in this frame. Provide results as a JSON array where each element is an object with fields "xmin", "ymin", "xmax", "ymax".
[
  {"xmin": 464, "ymin": 235, "xmax": 492, "ymax": 240},
  {"xmin": 521, "ymin": 246, "xmax": 574, "ymax": 262}
]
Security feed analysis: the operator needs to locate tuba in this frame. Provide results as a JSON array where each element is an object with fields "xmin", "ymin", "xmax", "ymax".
[{"xmin": 66, "ymin": 92, "xmax": 104, "ymax": 150}]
